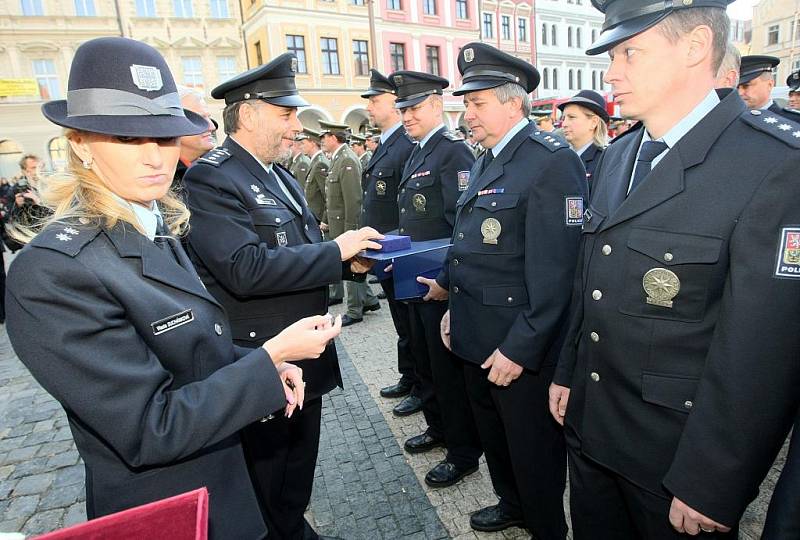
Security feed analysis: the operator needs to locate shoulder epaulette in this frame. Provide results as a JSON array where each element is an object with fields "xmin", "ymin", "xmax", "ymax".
[
  {"xmin": 196, "ymin": 147, "xmax": 232, "ymax": 167},
  {"xmin": 741, "ymin": 109, "xmax": 800, "ymax": 149},
  {"xmin": 609, "ymin": 122, "xmax": 643, "ymax": 145},
  {"xmin": 529, "ymin": 130, "xmax": 568, "ymax": 152},
  {"xmin": 442, "ymin": 130, "xmax": 463, "ymax": 142},
  {"xmin": 30, "ymin": 221, "xmax": 102, "ymax": 257}
]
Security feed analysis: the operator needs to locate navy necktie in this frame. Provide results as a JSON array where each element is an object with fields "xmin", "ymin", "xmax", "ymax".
[
  {"xmin": 479, "ymin": 150, "xmax": 494, "ymax": 176},
  {"xmin": 628, "ymin": 140, "xmax": 668, "ymax": 195}
]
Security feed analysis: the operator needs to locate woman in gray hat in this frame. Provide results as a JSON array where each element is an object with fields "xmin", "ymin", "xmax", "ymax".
[
  {"xmin": 557, "ymin": 90, "xmax": 609, "ymax": 189},
  {"xmin": 5, "ymin": 36, "xmax": 340, "ymax": 539}
]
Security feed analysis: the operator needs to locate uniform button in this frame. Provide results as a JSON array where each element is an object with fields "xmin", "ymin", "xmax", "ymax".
[
  {"xmin": 400, "ymin": 228, "xmax": 405, "ymax": 233},
  {"xmin": 260, "ymin": 414, "xmax": 275, "ymax": 423},
  {"xmin": 602, "ymin": 245, "xmax": 612, "ymax": 255},
  {"xmin": 275, "ymin": 218, "xmax": 281, "ymax": 223},
  {"xmin": 507, "ymin": 296, "xmax": 513, "ymax": 303},
  {"xmin": 364, "ymin": 191, "xmax": 367, "ymax": 196},
  {"xmin": 401, "ymin": 208, "xmax": 406, "ymax": 213},
  {"xmin": 491, "ymin": 201, "xmax": 497, "ymax": 207},
  {"xmin": 214, "ymin": 323, "xmax": 223, "ymax": 335},
  {"xmin": 401, "ymin": 188, "xmax": 406, "ymax": 193},
  {"xmin": 249, "ymin": 331, "xmax": 256, "ymax": 338},
  {"xmin": 453, "ymin": 258, "xmax": 459, "ymax": 265},
  {"xmin": 590, "ymin": 372, "xmax": 600, "ymax": 382},
  {"xmin": 684, "ymin": 400, "xmax": 693, "ymax": 410},
  {"xmin": 378, "ymin": 171, "xmax": 383, "ymax": 176},
  {"xmin": 750, "ymin": 109, "xmax": 762, "ymax": 116},
  {"xmin": 415, "ymin": 182, "xmax": 420, "ymax": 187},
  {"xmin": 590, "ymin": 331, "xmax": 599, "ymax": 342},
  {"xmin": 468, "ymin": 206, "xmax": 473, "ymax": 213},
  {"xmin": 453, "ymin": 286, "xmax": 460, "ymax": 293},
  {"xmin": 304, "ymin": 224, "xmax": 309, "ymax": 231},
  {"xmin": 664, "ymin": 252, "xmax": 673, "ymax": 262},
  {"xmin": 592, "ymin": 290, "xmax": 602, "ymax": 300},
  {"xmin": 457, "ymin": 232, "xmax": 464, "ymax": 240}
]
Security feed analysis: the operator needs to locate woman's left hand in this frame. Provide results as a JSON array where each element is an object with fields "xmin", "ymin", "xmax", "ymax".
[{"xmin": 276, "ymin": 362, "xmax": 305, "ymax": 418}]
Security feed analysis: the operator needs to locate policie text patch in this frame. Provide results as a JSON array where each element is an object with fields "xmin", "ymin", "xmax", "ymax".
[
  {"xmin": 565, "ymin": 197, "xmax": 584, "ymax": 226},
  {"xmin": 775, "ymin": 227, "xmax": 800, "ymax": 279},
  {"xmin": 151, "ymin": 309, "xmax": 194, "ymax": 335}
]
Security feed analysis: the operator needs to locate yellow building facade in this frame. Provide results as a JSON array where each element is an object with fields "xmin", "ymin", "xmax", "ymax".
[{"xmin": 750, "ymin": 0, "xmax": 800, "ymax": 85}]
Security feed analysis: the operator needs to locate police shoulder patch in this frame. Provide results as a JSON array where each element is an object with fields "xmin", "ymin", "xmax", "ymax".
[
  {"xmin": 565, "ymin": 197, "xmax": 584, "ymax": 226},
  {"xmin": 740, "ymin": 110, "xmax": 800, "ymax": 149},
  {"xmin": 529, "ymin": 130, "xmax": 567, "ymax": 152},
  {"xmin": 197, "ymin": 147, "xmax": 232, "ymax": 167},
  {"xmin": 31, "ymin": 221, "xmax": 101, "ymax": 257},
  {"xmin": 774, "ymin": 227, "xmax": 800, "ymax": 279}
]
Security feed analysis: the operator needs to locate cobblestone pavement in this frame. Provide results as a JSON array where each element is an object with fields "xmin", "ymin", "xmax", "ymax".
[{"xmin": 0, "ymin": 286, "xmax": 789, "ymax": 539}]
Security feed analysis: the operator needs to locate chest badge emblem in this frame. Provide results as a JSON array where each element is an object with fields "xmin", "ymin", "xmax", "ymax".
[
  {"xmin": 413, "ymin": 194, "xmax": 427, "ymax": 212},
  {"xmin": 481, "ymin": 218, "xmax": 502, "ymax": 245},
  {"xmin": 376, "ymin": 180, "xmax": 387, "ymax": 196},
  {"xmin": 643, "ymin": 268, "xmax": 680, "ymax": 308}
]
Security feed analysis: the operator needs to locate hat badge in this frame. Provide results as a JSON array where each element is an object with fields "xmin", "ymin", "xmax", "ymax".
[
  {"xmin": 464, "ymin": 48, "xmax": 474, "ymax": 63},
  {"xmin": 291, "ymin": 57, "xmax": 298, "ymax": 73},
  {"xmin": 130, "ymin": 64, "xmax": 163, "ymax": 92},
  {"xmin": 393, "ymin": 75, "xmax": 404, "ymax": 85},
  {"xmin": 682, "ymin": 0, "xmax": 693, "ymax": 5}
]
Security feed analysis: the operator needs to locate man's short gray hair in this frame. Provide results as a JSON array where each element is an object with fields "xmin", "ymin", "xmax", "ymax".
[
  {"xmin": 657, "ymin": 7, "xmax": 730, "ymax": 73},
  {"xmin": 716, "ymin": 42, "xmax": 741, "ymax": 84},
  {"xmin": 491, "ymin": 83, "xmax": 531, "ymax": 117}
]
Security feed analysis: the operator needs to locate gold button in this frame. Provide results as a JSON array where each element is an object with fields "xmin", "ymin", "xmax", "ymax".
[
  {"xmin": 590, "ymin": 372, "xmax": 600, "ymax": 382},
  {"xmin": 592, "ymin": 290, "xmax": 602, "ymax": 300},
  {"xmin": 214, "ymin": 323, "xmax": 223, "ymax": 335},
  {"xmin": 249, "ymin": 331, "xmax": 256, "ymax": 338},
  {"xmin": 684, "ymin": 400, "xmax": 693, "ymax": 409},
  {"xmin": 590, "ymin": 332, "xmax": 599, "ymax": 342},
  {"xmin": 664, "ymin": 252, "xmax": 673, "ymax": 262},
  {"xmin": 602, "ymin": 245, "xmax": 612, "ymax": 255}
]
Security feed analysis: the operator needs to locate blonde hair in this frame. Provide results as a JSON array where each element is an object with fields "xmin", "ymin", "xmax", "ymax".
[
  {"xmin": 591, "ymin": 114, "xmax": 608, "ymax": 148},
  {"xmin": 8, "ymin": 129, "xmax": 190, "ymax": 245}
]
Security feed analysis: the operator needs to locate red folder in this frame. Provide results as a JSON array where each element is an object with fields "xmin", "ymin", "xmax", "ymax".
[{"xmin": 33, "ymin": 487, "xmax": 209, "ymax": 540}]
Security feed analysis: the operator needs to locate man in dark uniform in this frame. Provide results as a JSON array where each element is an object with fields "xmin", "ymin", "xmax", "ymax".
[
  {"xmin": 549, "ymin": 1, "xmax": 800, "ymax": 538},
  {"xmin": 174, "ymin": 87, "xmax": 216, "ymax": 188},
  {"xmin": 430, "ymin": 43, "xmax": 586, "ymax": 538},
  {"xmin": 389, "ymin": 70, "xmax": 482, "ymax": 488},
  {"xmin": 300, "ymin": 127, "xmax": 329, "ymax": 225},
  {"xmin": 182, "ymin": 53, "xmax": 381, "ymax": 540},
  {"xmin": 360, "ymin": 69, "xmax": 422, "ymax": 416},
  {"xmin": 788, "ymin": 70, "xmax": 800, "ymax": 110},
  {"xmin": 738, "ymin": 55, "xmax": 800, "ymax": 121},
  {"xmin": 289, "ymin": 132, "xmax": 312, "ymax": 185}
]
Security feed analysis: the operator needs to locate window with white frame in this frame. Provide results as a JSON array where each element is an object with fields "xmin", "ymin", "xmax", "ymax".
[
  {"xmin": 483, "ymin": 13, "xmax": 494, "ymax": 38},
  {"xmin": 455, "ymin": 0, "xmax": 467, "ymax": 19},
  {"xmin": 182, "ymin": 56, "xmax": 204, "ymax": 87},
  {"xmin": 286, "ymin": 35, "xmax": 307, "ymax": 73},
  {"xmin": 502, "ymin": 16, "xmax": 511, "ymax": 40},
  {"xmin": 173, "ymin": 0, "xmax": 193, "ymax": 17},
  {"xmin": 135, "ymin": 0, "xmax": 156, "ymax": 16},
  {"xmin": 33, "ymin": 59, "xmax": 61, "ymax": 99},
  {"xmin": 209, "ymin": 0, "xmax": 229, "ymax": 18},
  {"xmin": 21, "ymin": 0, "xmax": 44, "ymax": 15},
  {"xmin": 518, "ymin": 18, "xmax": 527, "ymax": 42},
  {"xmin": 321, "ymin": 37, "xmax": 340, "ymax": 75},
  {"xmin": 217, "ymin": 56, "xmax": 237, "ymax": 82},
  {"xmin": 74, "ymin": 0, "xmax": 96, "ymax": 16}
]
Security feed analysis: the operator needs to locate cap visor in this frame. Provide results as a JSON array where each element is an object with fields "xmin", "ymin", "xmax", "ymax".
[
  {"xmin": 263, "ymin": 94, "xmax": 310, "ymax": 107},
  {"xmin": 737, "ymin": 71, "xmax": 762, "ymax": 85},
  {"xmin": 586, "ymin": 11, "xmax": 668, "ymax": 55},
  {"xmin": 360, "ymin": 89, "xmax": 386, "ymax": 98},
  {"xmin": 42, "ymin": 101, "xmax": 210, "ymax": 138},
  {"xmin": 452, "ymin": 79, "xmax": 505, "ymax": 96},
  {"xmin": 395, "ymin": 94, "xmax": 430, "ymax": 109}
]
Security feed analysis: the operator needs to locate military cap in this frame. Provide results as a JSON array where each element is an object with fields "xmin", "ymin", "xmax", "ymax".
[
  {"xmin": 349, "ymin": 134, "xmax": 367, "ymax": 144},
  {"xmin": 41, "ymin": 37, "xmax": 207, "ymax": 138},
  {"xmin": 389, "ymin": 71, "xmax": 449, "ymax": 108},
  {"xmin": 361, "ymin": 69, "xmax": 396, "ymax": 98},
  {"xmin": 558, "ymin": 90, "xmax": 610, "ymax": 123},
  {"xmin": 295, "ymin": 131, "xmax": 309, "ymax": 141},
  {"xmin": 302, "ymin": 127, "xmax": 322, "ymax": 142},
  {"xmin": 586, "ymin": 0, "xmax": 735, "ymax": 56},
  {"xmin": 211, "ymin": 52, "xmax": 309, "ymax": 107},
  {"xmin": 789, "ymin": 70, "xmax": 800, "ymax": 92},
  {"xmin": 453, "ymin": 42, "xmax": 539, "ymax": 95},
  {"xmin": 318, "ymin": 120, "xmax": 351, "ymax": 138},
  {"xmin": 738, "ymin": 55, "xmax": 780, "ymax": 85}
]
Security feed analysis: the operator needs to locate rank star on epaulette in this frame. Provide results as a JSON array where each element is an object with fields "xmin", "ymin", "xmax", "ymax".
[
  {"xmin": 56, "ymin": 233, "xmax": 72, "ymax": 242},
  {"xmin": 63, "ymin": 227, "xmax": 79, "ymax": 235},
  {"xmin": 764, "ymin": 117, "xmax": 779, "ymax": 124},
  {"xmin": 251, "ymin": 184, "xmax": 261, "ymax": 193}
]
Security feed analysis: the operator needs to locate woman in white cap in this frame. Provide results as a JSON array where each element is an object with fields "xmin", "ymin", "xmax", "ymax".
[{"xmin": 5, "ymin": 36, "xmax": 340, "ymax": 539}]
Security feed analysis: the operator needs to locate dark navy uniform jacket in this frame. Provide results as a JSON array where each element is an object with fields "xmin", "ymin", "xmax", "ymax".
[
  {"xmin": 439, "ymin": 121, "xmax": 587, "ymax": 368},
  {"xmin": 398, "ymin": 127, "xmax": 475, "ymax": 240},
  {"xmin": 580, "ymin": 144, "xmax": 603, "ymax": 189},
  {"xmin": 360, "ymin": 125, "xmax": 414, "ymax": 233},
  {"xmin": 183, "ymin": 137, "xmax": 343, "ymax": 400},
  {"xmin": 555, "ymin": 89, "xmax": 800, "ymax": 527},
  {"xmin": 6, "ymin": 221, "xmax": 287, "ymax": 540}
]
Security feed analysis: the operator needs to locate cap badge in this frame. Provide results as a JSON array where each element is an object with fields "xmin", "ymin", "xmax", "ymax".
[
  {"xmin": 393, "ymin": 75, "xmax": 404, "ymax": 86},
  {"xmin": 682, "ymin": 0, "xmax": 693, "ymax": 4},
  {"xmin": 130, "ymin": 64, "xmax": 163, "ymax": 92},
  {"xmin": 291, "ymin": 57, "xmax": 298, "ymax": 73},
  {"xmin": 464, "ymin": 48, "xmax": 474, "ymax": 63}
]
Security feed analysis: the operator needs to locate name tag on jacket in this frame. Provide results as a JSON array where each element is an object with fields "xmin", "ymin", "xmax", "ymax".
[{"xmin": 151, "ymin": 309, "xmax": 194, "ymax": 335}]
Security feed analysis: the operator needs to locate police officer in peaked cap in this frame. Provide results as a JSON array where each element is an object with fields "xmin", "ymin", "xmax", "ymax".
[
  {"xmin": 551, "ymin": 0, "xmax": 800, "ymax": 538},
  {"xmin": 390, "ymin": 69, "xmax": 483, "ymax": 490},
  {"xmin": 737, "ymin": 55, "xmax": 800, "ymax": 121},
  {"xmin": 437, "ymin": 41, "xmax": 586, "ymax": 537},
  {"xmin": 788, "ymin": 69, "xmax": 800, "ymax": 110},
  {"xmin": 359, "ymin": 69, "xmax": 422, "ymax": 416},
  {"xmin": 182, "ymin": 52, "xmax": 382, "ymax": 540}
]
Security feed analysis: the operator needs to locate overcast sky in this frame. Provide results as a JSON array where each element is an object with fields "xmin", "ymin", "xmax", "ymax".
[{"xmin": 727, "ymin": 0, "xmax": 758, "ymax": 20}]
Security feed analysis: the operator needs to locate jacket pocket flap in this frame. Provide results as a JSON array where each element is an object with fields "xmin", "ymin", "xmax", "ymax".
[
  {"xmin": 375, "ymin": 167, "xmax": 395, "ymax": 178},
  {"xmin": 250, "ymin": 208, "xmax": 296, "ymax": 228},
  {"xmin": 627, "ymin": 228, "xmax": 722, "ymax": 265},
  {"xmin": 483, "ymin": 285, "xmax": 527, "ymax": 307},
  {"xmin": 407, "ymin": 174, "xmax": 436, "ymax": 189},
  {"xmin": 474, "ymin": 193, "xmax": 520, "ymax": 212},
  {"xmin": 230, "ymin": 314, "xmax": 285, "ymax": 342},
  {"xmin": 641, "ymin": 372, "xmax": 698, "ymax": 414}
]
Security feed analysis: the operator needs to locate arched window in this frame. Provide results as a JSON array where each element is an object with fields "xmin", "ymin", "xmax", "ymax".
[
  {"xmin": 599, "ymin": 70, "xmax": 605, "ymax": 89},
  {"xmin": 591, "ymin": 70, "xmax": 597, "ymax": 90},
  {"xmin": 48, "ymin": 136, "xmax": 69, "ymax": 172},
  {"xmin": 577, "ymin": 69, "xmax": 582, "ymax": 89},
  {"xmin": 552, "ymin": 25, "xmax": 557, "ymax": 46},
  {"xmin": 568, "ymin": 69, "xmax": 574, "ymax": 90},
  {"xmin": 552, "ymin": 68, "xmax": 558, "ymax": 90},
  {"xmin": 576, "ymin": 27, "xmax": 582, "ymax": 48},
  {"xmin": 567, "ymin": 27, "xmax": 573, "ymax": 47},
  {"xmin": 542, "ymin": 23, "xmax": 547, "ymax": 45},
  {"xmin": 542, "ymin": 68, "xmax": 549, "ymax": 89}
]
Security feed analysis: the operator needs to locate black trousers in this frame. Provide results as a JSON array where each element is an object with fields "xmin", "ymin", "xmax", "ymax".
[
  {"xmin": 407, "ymin": 300, "xmax": 481, "ymax": 468},
  {"xmin": 763, "ymin": 414, "xmax": 800, "ymax": 540},
  {"xmin": 240, "ymin": 394, "xmax": 323, "ymax": 540},
  {"xmin": 379, "ymin": 278, "xmax": 420, "ymax": 397},
  {"xmin": 463, "ymin": 362, "xmax": 567, "ymax": 540},
  {"xmin": 567, "ymin": 446, "xmax": 739, "ymax": 540}
]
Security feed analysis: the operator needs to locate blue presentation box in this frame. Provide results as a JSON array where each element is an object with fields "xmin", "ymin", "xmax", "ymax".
[{"xmin": 363, "ymin": 238, "xmax": 452, "ymax": 300}]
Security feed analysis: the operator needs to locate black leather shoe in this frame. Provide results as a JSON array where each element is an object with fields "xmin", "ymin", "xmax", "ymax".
[
  {"xmin": 469, "ymin": 504, "xmax": 524, "ymax": 532},
  {"xmin": 362, "ymin": 303, "xmax": 381, "ymax": 314},
  {"xmin": 425, "ymin": 461, "xmax": 478, "ymax": 488},
  {"xmin": 377, "ymin": 292, "xmax": 388, "ymax": 300},
  {"xmin": 380, "ymin": 381, "xmax": 412, "ymax": 398},
  {"xmin": 392, "ymin": 395, "xmax": 423, "ymax": 417},
  {"xmin": 341, "ymin": 314, "xmax": 363, "ymax": 327},
  {"xmin": 328, "ymin": 298, "xmax": 343, "ymax": 306},
  {"xmin": 403, "ymin": 432, "xmax": 444, "ymax": 454}
]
